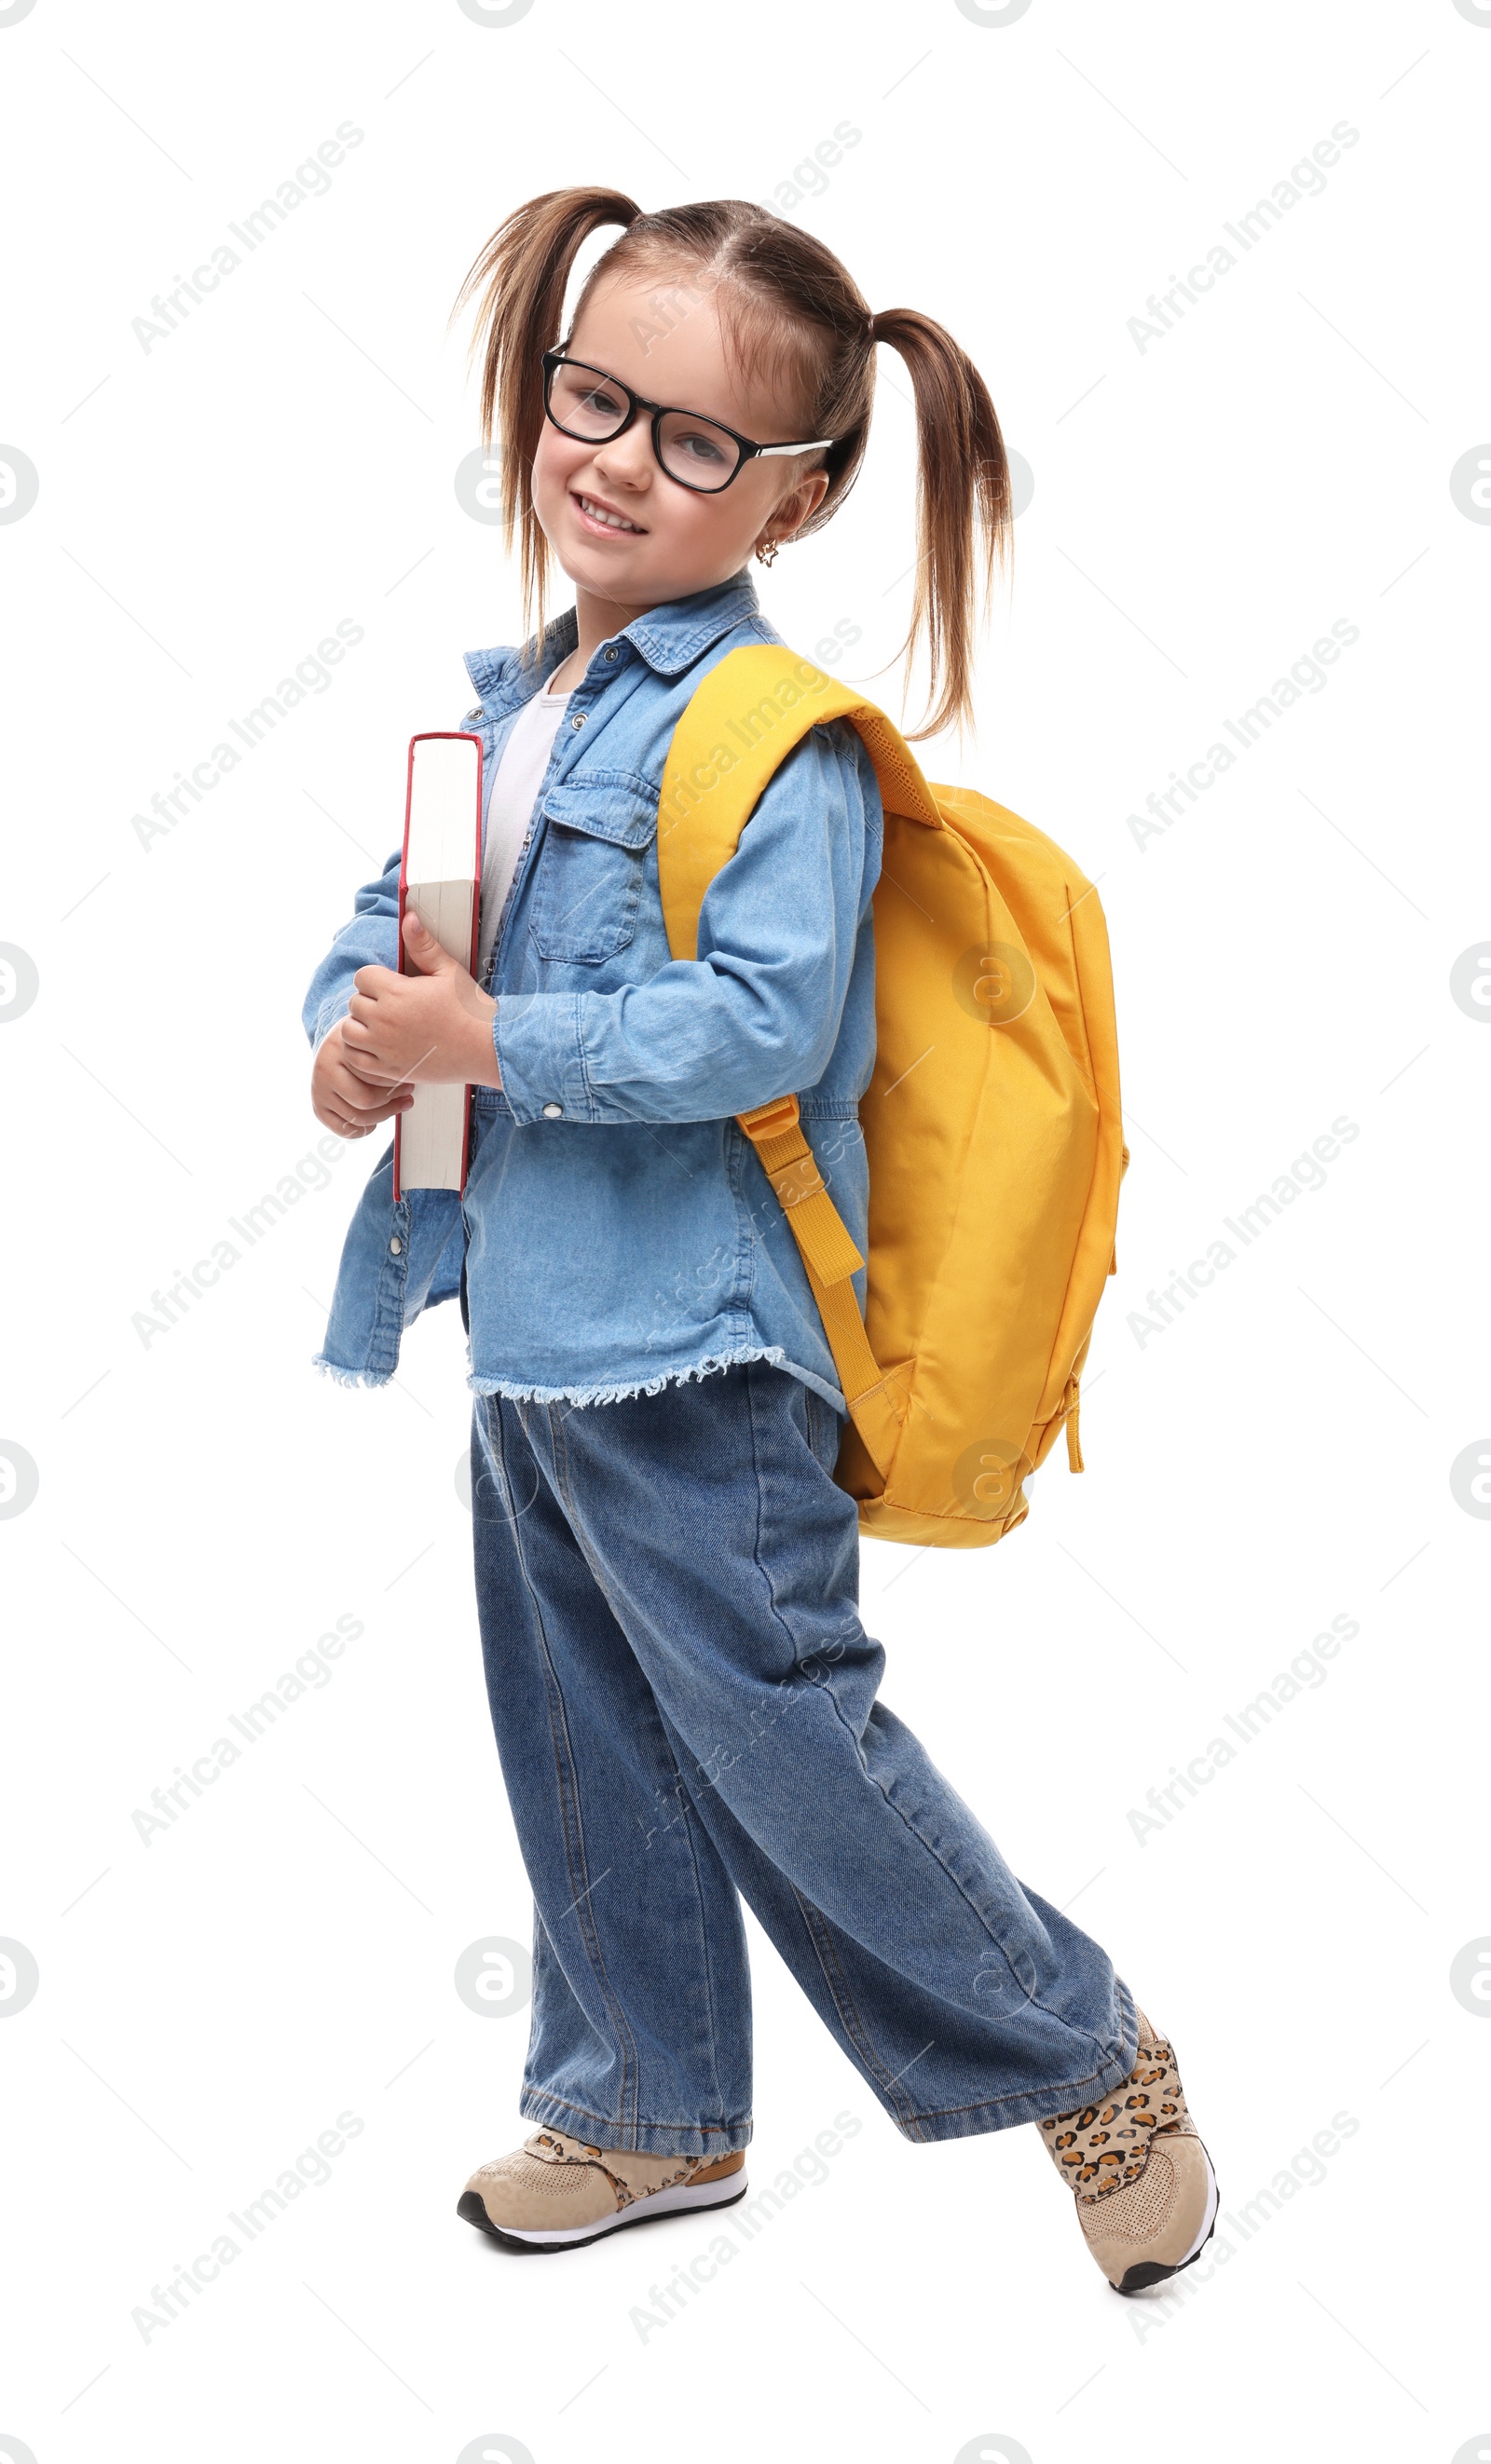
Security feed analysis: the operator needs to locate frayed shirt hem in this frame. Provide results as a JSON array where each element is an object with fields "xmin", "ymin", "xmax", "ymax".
[
  {"xmin": 466, "ymin": 1344, "xmax": 845, "ymax": 1412},
  {"xmin": 311, "ymin": 1354, "xmax": 393, "ymax": 1390}
]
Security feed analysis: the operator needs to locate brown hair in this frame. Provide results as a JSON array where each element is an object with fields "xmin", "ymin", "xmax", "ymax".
[{"xmin": 452, "ymin": 187, "xmax": 1010, "ymax": 739}]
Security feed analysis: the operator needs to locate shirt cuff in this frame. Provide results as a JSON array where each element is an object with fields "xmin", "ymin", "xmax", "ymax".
[{"xmin": 492, "ymin": 991, "xmax": 595, "ymax": 1124}]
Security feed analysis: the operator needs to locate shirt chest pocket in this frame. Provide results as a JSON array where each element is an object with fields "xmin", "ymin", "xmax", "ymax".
[{"xmin": 527, "ymin": 777, "xmax": 660, "ymax": 965}]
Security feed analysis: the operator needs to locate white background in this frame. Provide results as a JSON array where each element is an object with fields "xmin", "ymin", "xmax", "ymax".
[{"xmin": 2, "ymin": 1, "xmax": 1487, "ymax": 2458}]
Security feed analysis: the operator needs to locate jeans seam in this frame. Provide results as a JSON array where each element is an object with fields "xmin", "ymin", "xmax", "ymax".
[
  {"xmin": 497, "ymin": 1396, "xmax": 642, "ymax": 2138},
  {"xmin": 810, "ymin": 1673, "xmax": 1117, "ymax": 2072},
  {"xmin": 544, "ymin": 1398, "xmax": 733, "ymax": 2135},
  {"xmin": 646, "ymin": 1722, "xmax": 735, "ymax": 2131},
  {"xmin": 743, "ymin": 1368, "xmax": 1112, "ymax": 2070},
  {"xmin": 520, "ymin": 2089, "xmax": 748, "ymax": 2148},
  {"xmin": 520, "ymin": 2086, "xmax": 749, "ymax": 2138},
  {"xmin": 743, "ymin": 1357, "xmax": 828, "ymax": 1681},
  {"xmin": 788, "ymin": 1884, "xmax": 926, "ymax": 2136}
]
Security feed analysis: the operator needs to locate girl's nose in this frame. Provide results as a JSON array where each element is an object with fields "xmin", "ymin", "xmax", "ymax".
[{"xmin": 591, "ymin": 427, "xmax": 653, "ymax": 495}]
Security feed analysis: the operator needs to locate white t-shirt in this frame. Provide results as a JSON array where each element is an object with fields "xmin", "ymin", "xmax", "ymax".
[{"xmin": 475, "ymin": 669, "xmax": 571, "ymax": 981}]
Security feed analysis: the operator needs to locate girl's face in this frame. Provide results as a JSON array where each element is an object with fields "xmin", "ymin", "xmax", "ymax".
[{"xmin": 530, "ymin": 271, "xmax": 830, "ymax": 613}]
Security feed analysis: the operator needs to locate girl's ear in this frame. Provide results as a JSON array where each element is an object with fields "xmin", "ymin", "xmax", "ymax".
[{"xmin": 760, "ymin": 464, "xmax": 831, "ymax": 556}]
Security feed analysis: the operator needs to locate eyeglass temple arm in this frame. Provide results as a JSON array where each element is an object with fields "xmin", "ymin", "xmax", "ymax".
[{"xmin": 755, "ymin": 439, "xmax": 837, "ymax": 458}]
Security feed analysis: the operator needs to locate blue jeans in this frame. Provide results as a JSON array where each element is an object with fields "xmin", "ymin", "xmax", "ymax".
[{"xmin": 470, "ymin": 1359, "xmax": 1137, "ymax": 2158}]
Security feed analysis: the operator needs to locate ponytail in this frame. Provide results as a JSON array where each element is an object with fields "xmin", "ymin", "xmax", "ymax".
[
  {"xmin": 451, "ymin": 185, "xmax": 641, "ymax": 656},
  {"xmin": 451, "ymin": 191, "xmax": 1011, "ymax": 737},
  {"xmin": 868, "ymin": 307, "xmax": 1010, "ymax": 741}
]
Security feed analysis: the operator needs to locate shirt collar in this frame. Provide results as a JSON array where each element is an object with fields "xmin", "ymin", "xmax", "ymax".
[
  {"xmin": 621, "ymin": 567, "xmax": 761, "ymax": 674},
  {"xmin": 463, "ymin": 567, "xmax": 761, "ymax": 713}
]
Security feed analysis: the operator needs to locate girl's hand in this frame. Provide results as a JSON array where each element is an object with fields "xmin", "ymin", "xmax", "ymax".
[
  {"xmin": 342, "ymin": 909, "xmax": 502, "ymax": 1090},
  {"xmin": 311, "ymin": 1019, "xmax": 416, "ymax": 1138}
]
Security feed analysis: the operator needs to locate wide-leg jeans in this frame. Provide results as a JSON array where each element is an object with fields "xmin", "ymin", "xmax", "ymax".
[{"xmin": 470, "ymin": 1358, "xmax": 1136, "ymax": 2158}]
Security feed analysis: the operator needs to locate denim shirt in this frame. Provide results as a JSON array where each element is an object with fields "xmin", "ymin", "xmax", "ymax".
[{"xmin": 302, "ymin": 568, "xmax": 883, "ymax": 1409}]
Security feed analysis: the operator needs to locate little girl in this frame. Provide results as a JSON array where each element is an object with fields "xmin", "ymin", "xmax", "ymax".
[{"xmin": 304, "ymin": 187, "xmax": 1214, "ymax": 2294}]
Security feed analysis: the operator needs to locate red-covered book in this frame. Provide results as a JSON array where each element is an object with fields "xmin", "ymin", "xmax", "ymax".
[{"xmin": 391, "ymin": 731, "xmax": 484, "ymax": 1199}]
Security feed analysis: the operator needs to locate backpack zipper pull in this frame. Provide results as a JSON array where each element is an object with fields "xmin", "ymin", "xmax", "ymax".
[{"xmin": 1063, "ymin": 1375, "xmax": 1085, "ymax": 1473}]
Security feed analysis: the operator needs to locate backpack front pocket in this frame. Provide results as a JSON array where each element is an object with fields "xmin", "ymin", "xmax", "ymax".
[{"xmin": 527, "ymin": 777, "xmax": 659, "ymax": 964}]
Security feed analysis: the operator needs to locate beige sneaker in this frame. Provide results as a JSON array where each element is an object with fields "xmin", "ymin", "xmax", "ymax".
[
  {"xmin": 1036, "ymin": 2010, "xmax": 1218, "ymax": 2294},
  {"xmin": 458, "ymin": 2127, "xmax": 747, "ymax": 2253}
]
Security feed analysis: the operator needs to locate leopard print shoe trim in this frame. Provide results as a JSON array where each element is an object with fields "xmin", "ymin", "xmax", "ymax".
[
  {"xmin": 527, "ymin": 2130, "xmax": 712, "ymax": 2211},
  {"xmin": 1035, "ymin": 2010, "xmax": 1198, "ymax": 2207}
]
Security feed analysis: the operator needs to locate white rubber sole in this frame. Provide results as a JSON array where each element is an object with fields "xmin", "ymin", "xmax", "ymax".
[{"xmin": 476, "ymin": 2168, "xmax": 748, "ymax": 2249}]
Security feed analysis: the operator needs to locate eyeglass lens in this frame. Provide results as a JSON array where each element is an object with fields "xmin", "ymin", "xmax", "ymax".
[{"xmin": 548, "ymin": 359, "xmax": 743, "ymax": 492}]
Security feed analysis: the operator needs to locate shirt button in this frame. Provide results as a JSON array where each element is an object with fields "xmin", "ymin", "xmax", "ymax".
[
  {"xmin": 570, "ymin": 713, "xmax": 585, "ymax": 729},
  {"xmin": 389, "ymin": 1236, "xmax": 403, "ymax": 1255},
  {"xmin": 603, "ymin": 646, "xmax": 619, "ymax": 660},
  {"xmin": 541, "ymin": 1101, "xmax": 564, "ymax": 1119}
]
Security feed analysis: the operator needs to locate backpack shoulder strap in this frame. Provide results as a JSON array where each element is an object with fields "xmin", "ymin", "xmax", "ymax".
[
  {"xmin": 656, "ymin": 647, "xmax": 936, "ymax": 1477},
  {"xmin": 656, "ymin": 645, "xmax": 940, "ymax": 963}
]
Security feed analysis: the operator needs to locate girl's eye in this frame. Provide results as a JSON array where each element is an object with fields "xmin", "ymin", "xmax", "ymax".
[
  {"xmin": 658, "ymin": 413, "xmax": 742, "ymax": 487},
  {"xmin": 581, "ymin": 386, "xmax": 624, "ymax": 419},
  {"xmin": 674, "ymin": 428, "xmax": 727, "ymax": 465}
]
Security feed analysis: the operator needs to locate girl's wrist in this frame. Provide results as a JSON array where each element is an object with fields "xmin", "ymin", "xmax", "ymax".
[{"xmin": 466, "ymin": 991, "xmax": 501, "ymax": 1087}]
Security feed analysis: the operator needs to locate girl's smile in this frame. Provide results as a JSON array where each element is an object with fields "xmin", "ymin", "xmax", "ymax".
[{"xmin": 570, "ymin": 488, "xmax": 648, "ymax": 538}]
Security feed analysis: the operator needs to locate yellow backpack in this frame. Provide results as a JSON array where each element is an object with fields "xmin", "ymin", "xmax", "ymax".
[{"xmin": 657, "ymin": 645, "xmax": 1128, "ymax": 1549}]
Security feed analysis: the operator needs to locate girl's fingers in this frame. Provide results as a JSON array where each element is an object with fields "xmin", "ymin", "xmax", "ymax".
[
  {"xmin": 335, "ymin": 1080, "xmax": 414, "ymax": 1121},
  {"xmin": 316, "ymin": 1084, "xmax": 413, "ymax": 1136},
  {"xmin": 336, "ymin": 1031, "xmax": 386, "ymax": 1070},
  {"xmin": 339, "ymin": 1088, "xmax": 398, "ymax": 1117},
  {"xmin": 342, "ymin": 1041, "xmax": 402, "ymax": 1081},
  {"xmin": 326, "ymin": 1068, "xmax": 378, "ymax": 1107}
]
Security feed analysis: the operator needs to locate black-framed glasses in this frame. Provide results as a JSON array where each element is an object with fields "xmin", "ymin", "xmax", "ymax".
[{"xmin": 541, "ymin": 349, "xmax": 838, "ymax": 496}]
